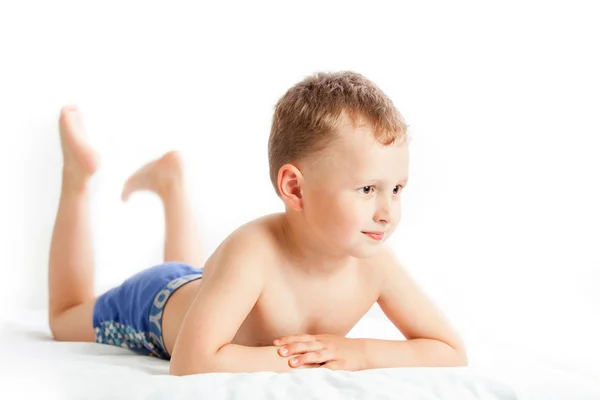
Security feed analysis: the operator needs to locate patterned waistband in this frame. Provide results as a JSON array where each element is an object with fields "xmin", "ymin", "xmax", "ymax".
[{"xmin": 147, "ymin": 272, "xmax": 203, "ymax": 359}]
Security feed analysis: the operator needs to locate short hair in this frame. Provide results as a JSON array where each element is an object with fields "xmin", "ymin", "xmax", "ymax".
[{"xmin": 268, "ymin": 71, "xmax": 409, "ymax": 195}]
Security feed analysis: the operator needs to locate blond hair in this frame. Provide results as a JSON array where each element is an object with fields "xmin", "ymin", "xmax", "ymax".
[{"xmin": 268, "ymin": 71, "xmax": 409, "ymax": 195}]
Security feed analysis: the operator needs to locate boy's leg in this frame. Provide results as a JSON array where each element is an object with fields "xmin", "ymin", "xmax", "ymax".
[
  {"xmin": 48, "ymin": 106, "xmax": 99, "ymax": 342},
  {"xmin": 121, "ymin": 151, "xmax": 204, "ymax": 267}
]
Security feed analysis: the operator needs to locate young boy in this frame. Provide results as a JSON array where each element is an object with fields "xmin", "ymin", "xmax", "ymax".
[{"xmin": 48, "ymin": 71, "xmax": 468, "ymax": 375}]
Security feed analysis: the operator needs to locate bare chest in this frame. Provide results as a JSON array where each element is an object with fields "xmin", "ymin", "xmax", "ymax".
[{"xmin": 233, "ymin": 269, "xmax": 380, "ymax": 346}]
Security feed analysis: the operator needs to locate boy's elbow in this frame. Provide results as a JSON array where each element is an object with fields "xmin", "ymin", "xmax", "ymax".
[
  {"xmin": 170, "ymin": 360, "xmax": 216, "ymax": 376},
  {"xmin": 169, "ymin": 365, "xmax": 189, "ymax": 376},
  {"xmin": 454, "ymin": 345, "xmax": 469, "ymax": 366},
  {"xmin": 170, "ymin": 367, "xmax": 204, "ymax": 377},
  {"xmin": 169, "ymin": 352, "xmax": 219, "ymax": 376},
  {"xmin": 170, "ymin": 341, "xmax": 236, "ymax": 375},
  {"xmin": 444, "ymin": 336, "xmax": 468, "ymax": 366},
  {"xmin": 169, "ymin": 360, "xmax": 200, "ymax": 376},
  {"xmin": 170, "ymin": 361, "xmax": 193, "ymax": 376}
]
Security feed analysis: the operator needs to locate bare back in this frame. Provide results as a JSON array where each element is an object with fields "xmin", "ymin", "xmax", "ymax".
[{"xmin": 161, "ymin": 213, "xmax": 384, "ymax": 356}]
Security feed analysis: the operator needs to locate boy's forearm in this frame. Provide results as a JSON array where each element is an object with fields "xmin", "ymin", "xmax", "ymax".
[
  {"xmin": 173, "ymin": 344, "xmax": 306, "ymax": 375},
  {"xmin": 214, "ymin": 344, "xmax": 299, "ymax": 373},
  {"xmin": 360, "ymin": 338, "xmax": 468, "ymax": 370}
]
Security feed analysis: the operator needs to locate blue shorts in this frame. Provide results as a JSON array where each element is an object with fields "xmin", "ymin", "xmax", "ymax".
[{"xmin": 92, "ymin": 261, "xmax": 203, "ymax": 360}]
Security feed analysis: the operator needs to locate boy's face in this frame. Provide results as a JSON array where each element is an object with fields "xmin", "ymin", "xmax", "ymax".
[{"xmin": 301, "ymin": 122, "xmax": 409, "ymax": 258}]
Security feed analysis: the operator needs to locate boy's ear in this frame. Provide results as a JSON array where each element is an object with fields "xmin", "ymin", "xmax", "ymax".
[{"xmin": 278, "ymin": 164, "xmax": 304, "ymax": 211}]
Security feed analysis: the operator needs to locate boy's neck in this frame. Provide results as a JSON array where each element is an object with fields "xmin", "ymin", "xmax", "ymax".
[{"xmin": 277, "ymin": 212, "xmax": 357, "ymax": 276}]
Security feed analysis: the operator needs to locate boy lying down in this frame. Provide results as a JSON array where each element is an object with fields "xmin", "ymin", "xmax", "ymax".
[{"xmin": 48, "ymin": 71, "xmax": 468, "ymax": 375}]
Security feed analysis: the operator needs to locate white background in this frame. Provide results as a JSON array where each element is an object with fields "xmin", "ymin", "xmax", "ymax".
[{"xmin": 0, "ymin": 0, "xmax": 598, "ymax": 371}]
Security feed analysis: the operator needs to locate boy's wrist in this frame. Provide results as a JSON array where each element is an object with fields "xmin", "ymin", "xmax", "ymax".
[{"xmin": 355, "ymin": 338, "xmax": 370, "ymax": 371}]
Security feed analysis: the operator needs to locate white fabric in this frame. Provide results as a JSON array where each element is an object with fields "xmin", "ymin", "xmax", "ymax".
[{"xmin": 2, "ymin": 309, "xmax": 599, "ymax": 400}]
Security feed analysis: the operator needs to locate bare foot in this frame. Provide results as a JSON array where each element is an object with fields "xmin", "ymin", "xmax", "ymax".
[
  {"xmin": 121, "ymin": 151, "xmax": 185, "ymax": 202},
  {"xmin": 59, "ymin": 105, "xmax": 100, "ymax": 183}
]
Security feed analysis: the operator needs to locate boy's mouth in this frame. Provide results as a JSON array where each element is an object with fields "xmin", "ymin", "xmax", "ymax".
[{"xmin": 362, "ymin": 231, "xmax": 384, "ymax": 241}]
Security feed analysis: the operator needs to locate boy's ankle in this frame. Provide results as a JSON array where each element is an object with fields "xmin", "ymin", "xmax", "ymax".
[{"xmin": 61, "ymin": 170, "xmax": 91, "ymax": 192}]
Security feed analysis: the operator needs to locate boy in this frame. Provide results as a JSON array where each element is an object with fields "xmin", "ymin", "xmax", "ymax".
[{"xmin": 48, "ymin": 71, "xmax": 468, "ymax": 375}]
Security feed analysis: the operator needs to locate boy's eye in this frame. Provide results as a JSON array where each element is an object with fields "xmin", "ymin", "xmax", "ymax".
[
  {"xmin": 361, "ymin": 186, "xmax": 374, "ymax": 194},
  {"xmin": 393, "ymin": 185, "xmax": 401, "ymax": 194}
]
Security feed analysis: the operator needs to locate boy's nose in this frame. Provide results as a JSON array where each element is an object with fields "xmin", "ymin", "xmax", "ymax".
[
  {"xmin": 373, "ymin": 207, "xmax": 390, "ymax": 224},
  {"xmin": 373, "ymin": 195, "xmax": 393, "ymax": 224}
]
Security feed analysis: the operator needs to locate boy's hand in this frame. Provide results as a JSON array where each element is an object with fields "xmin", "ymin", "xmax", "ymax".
[{"xmin": 274, "ymin": 334, "xmax": 366, "ymax": 371}]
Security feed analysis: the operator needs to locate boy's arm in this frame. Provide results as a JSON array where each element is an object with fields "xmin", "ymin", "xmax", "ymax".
[
  {"xmin": 367, "ymin": 246, "xmax": 468, "ymax": 368},
  {"xmin": 169, "ymin": 234, "xmax": 302, "ymax": 375}
]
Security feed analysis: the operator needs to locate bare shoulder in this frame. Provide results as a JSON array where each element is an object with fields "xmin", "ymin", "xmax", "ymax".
[
  {"xmin": 202, "ymin": 213, "xmax": 283, "ymax": 279},
  {"xmin": 220, "ymin": 213, "xmax": 282, "ymax": 255},
  {"xmin": 368, "ymin": 244, "xmax": 427, "ymax": 298},
  {"xmin": 362, "ymin": 244, "xmax": 403, "ymax": 293}
]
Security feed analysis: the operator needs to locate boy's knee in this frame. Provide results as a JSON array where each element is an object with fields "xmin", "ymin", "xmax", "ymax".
[
  {"xmin": 48, "ymin": 301, "xmax": 96, "ymax": 342},
  {"xmin": 48, "ymin": 312, "xmax": 69, "ymax": 341},
  {"xmin": 49, "ymin": 316, "xmax": 61, "ymax": 341}
]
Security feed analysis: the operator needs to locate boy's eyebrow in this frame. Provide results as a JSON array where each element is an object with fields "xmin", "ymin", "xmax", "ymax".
[{"xmin": 360, "ymin": 177, "xmax": 409, "ymax": 184}]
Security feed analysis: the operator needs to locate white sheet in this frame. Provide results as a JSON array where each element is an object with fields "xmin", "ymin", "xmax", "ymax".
[{"xmin": 1, "ymin": 310, "xmax": 599, "ymax": 400}]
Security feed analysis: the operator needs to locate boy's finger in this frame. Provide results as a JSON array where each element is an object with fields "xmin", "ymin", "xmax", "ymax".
[
  {"xmin": 278, "ymin": 340, "xmax": 325, "ymax": 356},
  {"xmin": 290, "ymin": 349, "xmax": 335, "ymax": 367},
  {"xmin": 274, "ymin": 334, "xmax": 316, "ymax": 346},
  {"xmin": 320, "ymin": 360, "xmax": 343, "ymax": 370}
]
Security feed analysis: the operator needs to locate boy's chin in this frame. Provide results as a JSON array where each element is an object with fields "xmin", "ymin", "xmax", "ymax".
[{"xmin": 348, "ymin": 243, "xmax": 384, "ymax": 259}]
